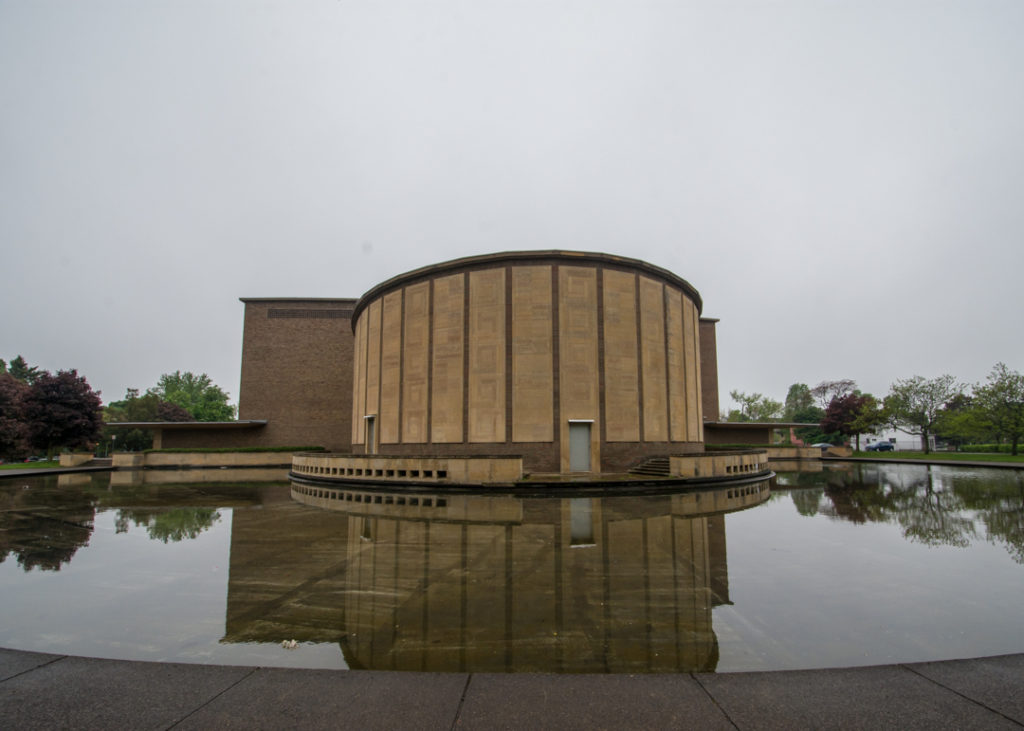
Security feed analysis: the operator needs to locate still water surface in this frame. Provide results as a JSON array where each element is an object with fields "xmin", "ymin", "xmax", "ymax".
[{"xmin": 0, "ymin": 462, "xmax": 1021, "ymax": 673}]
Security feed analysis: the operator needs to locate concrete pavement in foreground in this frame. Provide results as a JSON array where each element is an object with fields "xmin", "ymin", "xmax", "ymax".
[{"xmin": 1, "ymin": 649, "xmax": 1022, "ymax": 730}]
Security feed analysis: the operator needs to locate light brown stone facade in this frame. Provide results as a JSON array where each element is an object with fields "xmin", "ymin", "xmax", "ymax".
[{"xmin": 350, "ymin": 252, "xmax": 707, "ymax": 474}]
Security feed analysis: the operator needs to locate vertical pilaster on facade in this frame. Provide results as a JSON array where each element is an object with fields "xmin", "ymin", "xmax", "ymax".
[
  {"xmin": 684, "ymin": 299, "xmax": 700, "ymax": 438},
  {"xmin": 363, "ymin": 298, "xmax": 383, "ymax": 447}
]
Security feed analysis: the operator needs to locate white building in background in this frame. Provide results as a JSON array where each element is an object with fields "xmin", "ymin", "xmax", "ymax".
[{"xmin": 858, "ymin": 427, "xmax": 936, "ymax": 452}]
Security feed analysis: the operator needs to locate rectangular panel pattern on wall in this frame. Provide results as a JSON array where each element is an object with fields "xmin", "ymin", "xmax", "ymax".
[
  {"xmin": 469, "ymin": 268, "xmax": 506, "ymax": 443},
  {"xmin": 690, "ymin": 300, "xmax": 704, "ymax": 435},
  {"xmin": 380, "ymin": 291, "xmax": 402, "ymax": 444},
  {"xmin": 403, "ymin": 281, "xmax": 430, "ymax": 443},
  {"xmin": 684, "ymin": 297, "xmax": 701, "ymax": 438},
  {"xmin": 665, "ymin": 287, "xmax": 689, "ymax": 442},
  {"xmin": 511, "ymin": 266, "xmax": 554, "ymax": 442},
  {"xmin": 639, "ymin": 276, "xmax": 668, "ymax": 441},
  {"xmin": 365, "ymin": 299, "xmax": 382, "ymax": 428},
  {"xmin": 602, "ymin": 269, "xmax": 640, "ymax": 442},
  {"xmin": 431, "ymin": 274, "xmax": 464, "ymax": 443},
  {"xmin": 559, "ymin": 267, "xmax": 599, "ymax": 419},
  {"xmin": 352, "ymin": 313, "xmax": 367, "ymax": 445}
]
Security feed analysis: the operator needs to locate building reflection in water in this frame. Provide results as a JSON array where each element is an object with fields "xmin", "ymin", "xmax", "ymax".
[{"xmin": 225, "ymin": 480, "xmax": 770, "ymax": 674}]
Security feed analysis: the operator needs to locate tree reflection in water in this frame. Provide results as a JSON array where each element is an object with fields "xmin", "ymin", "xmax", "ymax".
[
  {"xmin": 787, "ymin": 464, "xmax": 1024, "ymax": 561},
  {"xmin": 0, "ymin": 483, "xmax": 94, "ymax": 571},
  {"xmin": 115, "ymin": 507, "xmax": 222, "ymax": 543},
  {"xmin": 2, "ymin": 467, "xmax": 1022, "ymax": 671},
  {"xmin": 0, "ymin": 475, "xmax": 241, "ymax": 571}
]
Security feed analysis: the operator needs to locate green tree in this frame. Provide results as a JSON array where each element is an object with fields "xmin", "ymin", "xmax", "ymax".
[
  {"xmin": 726, "ymin": 390, "xmax": 783, "ymax": 422},
  {"xmin": 103, "ymin": 388, "xmax": 193, "ymax": 451},
  {"xmin": 934, "ymin": 394, "xmax": 988, "ymax": 449},
  {"xmin": 6, "ymin": 355, "xmax": 42, "ymax": 385},
  {"xmin": 782, "ymin": 382, "xmax": 833, "ymax": 443},
  {"xmin": 783, "ymin": 383, "xmax": 815, "ymax": 421},
  {"xmin": 21, "ymin": 370, "xmax": 104, "ymax": 457},
  {"xmin": 884, "ymin": 375, "xmax": 962, "ymax": 454},
  {"xmin": 106, "ymin": 388, "xmax": 192, "ymax": 423},
  {"xmin": 973, "ymin": 363, "xmax": 1024, "ymax": 455},
  {"xmin": 847, "ymin": 395, "xmax": 887, "ymax": 448},
  {"xmin": 147, "ymin": 371, "xmax": 236, "ymax": 421},
  {"xmin": 822, "ymin": 392, "xmax": 885, "ymax": 451}
]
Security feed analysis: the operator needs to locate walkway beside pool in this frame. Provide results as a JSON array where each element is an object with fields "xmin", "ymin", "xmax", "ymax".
[{"xmin": 1, "ymin": 648, "xmax": 1022, "ymax": 729}]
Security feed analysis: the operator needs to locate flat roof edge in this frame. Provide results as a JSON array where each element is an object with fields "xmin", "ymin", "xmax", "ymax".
[
  {"xmin": 239, "ymin": 298, "xmax": 358, "ymax": 304},
  {"xmin": 105, "ymin": 420, "xmax": 268, "ymax": 429},
  {"xmin": 704, "ymin": 421, "xmax": 819, "ymax": 428}
]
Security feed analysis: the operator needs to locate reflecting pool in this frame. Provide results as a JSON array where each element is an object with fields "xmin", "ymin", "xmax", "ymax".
[{"xmin": 0, "ymin": 462, "xmax": 1022, "ymax": 673}]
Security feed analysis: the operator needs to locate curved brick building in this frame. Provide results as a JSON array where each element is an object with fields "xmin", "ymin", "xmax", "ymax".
[{"xmin": 348, "ymin": 251, "xmax": 715, "ymax": 474}]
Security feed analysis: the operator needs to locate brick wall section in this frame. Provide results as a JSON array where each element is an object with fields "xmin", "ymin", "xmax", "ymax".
[
  {"xmin": 703, "ymin": 424, "xmax": 773, "ymax": 445},
  {"xmin": 160, "ymin": 428, "xmax": 270, "ymax": 450},
  {"xmin": 235, "ymin": 298, "xmax": 356, "ymax": 451},
  {"xmin": 698, "ymin": 318, "xmax": 720, "ymax": 423}
]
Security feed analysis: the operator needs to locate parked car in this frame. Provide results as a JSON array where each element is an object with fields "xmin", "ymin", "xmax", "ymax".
[
  {"xmin": 810, "ymin": 442, "xmax": 832, "ymax": 448},
  {"xmin": 866, "ymin": 442, "xmax": 894, "ymax": 452}
]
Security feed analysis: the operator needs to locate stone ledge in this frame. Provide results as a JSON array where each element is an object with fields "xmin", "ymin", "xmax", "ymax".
[
  {"xmin": 291, "ymin": 453, "xmax": 524, "ymax": 485},
  {"xmin": 113, "ymin": 452, "xmax": 297, "ymax": 469}
]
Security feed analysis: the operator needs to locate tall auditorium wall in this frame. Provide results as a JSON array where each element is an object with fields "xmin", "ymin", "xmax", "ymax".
[{"xmin": 350, "ymin": 252, "xmax": 705, "ymax": 474}]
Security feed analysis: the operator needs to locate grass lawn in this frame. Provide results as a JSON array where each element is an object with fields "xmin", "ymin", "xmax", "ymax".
[
  {"xmin": 0, "ymin": 461, "xmax": 61, "ymax": 470},
  {"xmin": 852, "ymin": 451, "xmax": 1024, "ymax": 464}
]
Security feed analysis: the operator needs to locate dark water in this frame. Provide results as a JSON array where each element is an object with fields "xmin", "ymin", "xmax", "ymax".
[{"xmin": 0, "ymin": 462, "xmax": 1021, "ymax": 672}]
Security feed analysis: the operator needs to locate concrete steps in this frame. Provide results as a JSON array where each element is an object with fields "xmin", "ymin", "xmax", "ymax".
[{"xmin": 628, "ymin": 456, "xmax": 671, "ymax": 477}]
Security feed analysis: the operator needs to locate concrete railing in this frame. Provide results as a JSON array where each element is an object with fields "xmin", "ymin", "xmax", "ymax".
[
  {"xmin": 112, "ymin": 452, "xmax": 294, "ymax": 469},
  {"xmin": 58, "ymin": 453, "xmax": 96, "ymax": 468},
  {"xmin": 670, "ymin": 450, "xmax": 769, "ymax": 479},
  {"xmin": 764, "ymin": 446, "xmax": 821, "ymax": 460},
  {"xmin": 291, "ymin": 453, "xmax": 524, "ymax": 485}
]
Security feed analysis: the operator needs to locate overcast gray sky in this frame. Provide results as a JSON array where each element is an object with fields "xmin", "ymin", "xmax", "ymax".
[{"xmin": 2, "ymin": 1, "xmax": 1022, "ymax": 415}]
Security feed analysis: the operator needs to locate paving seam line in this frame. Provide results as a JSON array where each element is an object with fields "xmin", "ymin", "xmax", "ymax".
[
  {"xmin": 899, "ymin": 663, "xmax": 1024, "ymax": 727},
  {"xmin": 164, "ymin": 666, "xmax": 258, "ymax": 730},
  {"xmin": 690, "ymin": 673, "xmax": 740, "ymax": 730},
  {"xmin": 449, "ymin": 673, "xmax": 473, "ymax": 730},
  {"xmin": 0, "ymin": 653, "xmax": 69, "ymax": 684}
]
